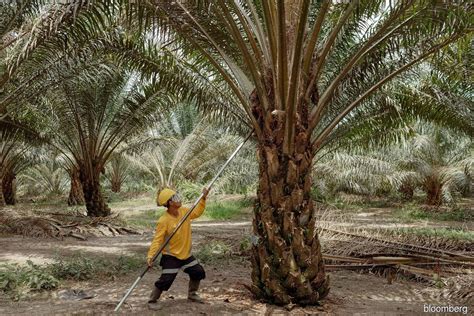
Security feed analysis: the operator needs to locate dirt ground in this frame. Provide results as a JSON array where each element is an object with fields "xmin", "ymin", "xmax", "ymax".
[{"xmin": 1, "ymin": 215, "xmax": 472, "ymax": 316}]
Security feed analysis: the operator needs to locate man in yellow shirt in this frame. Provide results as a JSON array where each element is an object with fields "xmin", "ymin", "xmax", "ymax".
[{"xmin": 146, "ymin": 187, "xmax": 209, "ymax": 310}]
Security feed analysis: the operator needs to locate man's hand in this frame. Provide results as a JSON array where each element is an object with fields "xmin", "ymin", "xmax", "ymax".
[
  {"xmin": 147, "ymin": 258, "xmax": 154, "ymax": 268},
  {"xmin": 202, "ymin": 187, "xmax": 210, "ymax": 199}
]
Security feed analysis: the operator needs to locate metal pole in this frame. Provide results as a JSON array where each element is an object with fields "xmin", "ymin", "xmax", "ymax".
[{"xmin": 114, "ymin": 130, "xmax": 253, "ymax": 312}]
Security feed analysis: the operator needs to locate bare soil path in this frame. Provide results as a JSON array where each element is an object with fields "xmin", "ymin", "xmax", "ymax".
[{"xmin": 0, "ymin": 263, "xmax": 459, "ymax": 316}]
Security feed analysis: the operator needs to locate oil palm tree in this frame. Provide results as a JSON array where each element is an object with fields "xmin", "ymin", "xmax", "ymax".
[
  {"xmin": 66, "ymin": 163, "xmax": 85, "ymax": 206},
  {"xmin": 315, "ymin": 122, "xmax": 473, "ymax": 206},
  {"xmin": 313, "ymin": 151, "xmax": 414, "ymax": 198},
  {"xmin": 26, "ymin": 66, "xmax": 169, "ymax": 216},
  {"xmin": 21, "ymin": 156, "xmax": 69, "ymax": 197},
  {"xmin": 105, "ymin": 152, "xmax": 130, "ymax": 193},
  {"xmin": 117, "ymin": 0, "xmax": 473, "ymax": 304},
  {"xmin": 0, "ymin": 117, "xmax": 44, "ymax": 205},
  {"xmin": 20, "ymin": 147, "xmax": 86, "ymax": 205},
  {"xmin": 0, "ymin": 1, "xmax": 120, "ymax": 112},
  {"xmin": 0, "ymin": 126, "xmax": 30, "ymax": 206},
  {"xmin": 129, "ymin": 103, "xmax": 241, "ymax": 191},
  {"xmin": 48, "ymin": 152, "xmax": 85, "ymax": 205},
  {"xmin": 396, "ymin": 124, "xmax": 473, "ymax": 206}
]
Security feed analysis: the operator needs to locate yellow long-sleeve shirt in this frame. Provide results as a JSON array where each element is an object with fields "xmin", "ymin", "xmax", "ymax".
[{"xmin": 147, "ymin": 199, "xmax": 206, "ymax": 261}]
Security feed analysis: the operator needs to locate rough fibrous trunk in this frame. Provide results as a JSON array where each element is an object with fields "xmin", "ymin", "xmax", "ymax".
[
  {"xmin": 80, "ymin": 169, "xmax": 110, "ymax": 217},
  {"xmin": 250, "ymin": 92, "xmax": 329, "ymax": 305},
  {"xmin": 111, "ymin": 177, "xmax": 121, "ymax": 193},
  {"xmin": 0, "ymin": 177, "xmax": 5, "ymax": 207},
  {"xmin": 399, "ymin": 183, "xmax": 414, "ymax": 201},
  {"xmin": 461, "ymin": 174, "xmax": 471, "ymax": 197},
  {"xmin": 424, "ymin": 176, "xmax": 442, "ymax": 206},
  {"xmin": 68, "ymin": 168, "xmax": 85, "ymax": 206},
  {"xmin": 2, "ymin": 170, "xmax": 16, "ymax": 205}
]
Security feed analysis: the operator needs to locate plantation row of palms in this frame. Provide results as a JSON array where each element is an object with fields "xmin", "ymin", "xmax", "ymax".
[
  {"xmin": 315, "ymin": 122, "xmax": 473, "ymax": 206},
  {"xmin": 0, "ymin": 0, "xmax": 472, "ymax": 305},
  {"xmin": 2, "ymin": 101, "xmax": 247, "ymax": 206},
  {"xmin": 6, "ymin": 117, "xmax": 472, "ymax": 207}
]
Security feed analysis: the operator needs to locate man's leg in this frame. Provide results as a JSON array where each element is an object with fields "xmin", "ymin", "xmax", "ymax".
[
  {"xmin": 182, "ymin": 256, "xmax": 206, "ymax": 303},
  {"xmin": 148, "ymin": 255, "xmax": 180, "ymax": 310}
]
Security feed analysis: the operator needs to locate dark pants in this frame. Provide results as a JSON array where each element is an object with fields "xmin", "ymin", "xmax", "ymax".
[{"xmin": 154, "ymin": 255, "xmax": 205, "ymax": 291}]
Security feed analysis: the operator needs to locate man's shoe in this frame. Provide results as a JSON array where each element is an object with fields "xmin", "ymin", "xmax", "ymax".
[
  {"xmin": 188, "ymin": 279, "xmax": 204, "ymax": 303},
  {"xmin": 147, "ymin": 302, "xmax": 162, "ymax": 310},
  {"xmin": 188, "ymin": 292, "xmax": 204, "ymax": 303},
  {"xmin": 148, "ymin": 286, "xmax": 163, "ymax": 310}
]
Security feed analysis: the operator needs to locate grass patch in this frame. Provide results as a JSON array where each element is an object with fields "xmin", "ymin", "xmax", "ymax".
[
  {"xmin": 395, "ymin": 206, "xmax": 430, "ymax": 221},
  {"xmin": 394, "ymin": 205, "xmax": 472, "ymax": 222},
  {"xmin": 127, "ymin": 218, "xmax": 155, "ymax": 229},
  {"xmin": 0, "ymin": 253, "xmax": 143, "ymax": 301},
  {"xmin": 352, "ymin": 199, "xmax": 396, "ymax": 208},
  {"xmin": 202, "ymin": 198, "xmax": 253, "ymax": 220},
  {"xmin": 140, "ymin": 209, "xmax": 165, "ymax": 220},
  {"xmin": 124, "ymin": 196, "xmax": 253, "ymax": 227},
  {"xmin": 390, "ymin": 227, "xmax": 474, "ymax": 242},
  {"xmin": 109, "ymin": 195, "xmax": 154, "ymax": 208},
  {"xmin": 435, "ymin": 208, "xmax": 473, "ymax": 221},
  {"xmin": 0, "ymin": 261, "xmax": 59, "ymax": 301},
  {"xmin": 49, "ymin": 253, "xmax": 143, "ymax": 281},
  {"xmin": 195, "ymin": 240, "xmax": 232, "ymax": 264},
  {"xmin": 126, "ymin": 209, "xmax": 165, "ymax": 229},
  {"xmin": 239, "ymin": 236, "xmax": 252, "ymax": 253}
]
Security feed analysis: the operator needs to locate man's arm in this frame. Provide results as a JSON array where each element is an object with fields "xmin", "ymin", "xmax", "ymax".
[
  {"xmin": 147, "ymin": 220, "xmax": 166, "ymax": 266},
  {"xmin": 190, "ymin": 188, "xmax": 209, "ymax": 220},
  {"xmin": 190, "ymin": 198, "xmax": 206, "ymax": 220}
]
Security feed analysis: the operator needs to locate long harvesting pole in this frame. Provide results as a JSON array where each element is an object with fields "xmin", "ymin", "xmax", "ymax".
[{"xmin": 114, "ymin": 130, "xmax": 253, "ymax": 312}]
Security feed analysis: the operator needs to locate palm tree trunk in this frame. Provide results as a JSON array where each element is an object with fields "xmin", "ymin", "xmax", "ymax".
[
  {"xmin": 111, "ymin": 177, "xmax": 121, "ymax": 193},
  {"xmin": 0, "ymin": 177, "xmax": 6, "ymax": 207},
  {"xmin": 80, "ymin": 170, "xmax": 110, "ymax": 217},
  {"xmin": 425, "ymin": 176, "xmax": 442, "ymax": 206},
  {"xmin": 461, "ymin": 173, "xmax": 471, "ymax": 197},
  {"xmin": 2, "ymin": 170, "xmax": 17, "ymax": 205},
  {"xmin": 399, "ymin": 183, "xmax": 414, "ymax": 201},
  {"xmin": 250, "ymin": 134, "xmax": 329, "ymax": 305},
  {"xmin": 68, "ymin": 168, "xmax": 85, "ymax": 206}
]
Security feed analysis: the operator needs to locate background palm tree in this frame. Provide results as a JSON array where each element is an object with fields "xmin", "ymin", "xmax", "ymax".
[
  {"xmin": 66, "ymin": 163, "xmax": 85, "ymax": 206},
  {"xmin": 396, "ymin": 123, "xmax": 473, "ymax": 206},
  {"xmin": 314, "ymin": 121, "xmax": 473, "ymax": 207},
  {"xmin": 129, "ymin": 103, "xmax": 242, "ymax": 193},
  {"xmin": 20, "ymin": 156, "xmax": 69, "ymax": 198},
  {"xmin": 105, "ymin": 152, "xmax": 131, "ymax": 194},
  {"xmin": 49, "ymin": 151, "xmax": 85, "ymax": 205},
  {"xmin": 0, "ymin": 134, "xmax": 24, "ymax": 206},
  {"xmin": 0, "ymin": 120, "xmax": 39, "ymax": 206},
  {"xmin": 22, "ymin": 65, "xmax": 169, "ymax": 216},
  {"xmin": 0, "ymin": 1, "xmax": 126, "ymax": 119},
  {"xmin": 313, "ymin": 152, "xmax": 407, "ymax": 198}
]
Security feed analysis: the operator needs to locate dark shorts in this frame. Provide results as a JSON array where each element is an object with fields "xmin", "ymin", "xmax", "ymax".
[{"xmin": 154, "ymin": 255, "xmax": 206, "ymax": 291}]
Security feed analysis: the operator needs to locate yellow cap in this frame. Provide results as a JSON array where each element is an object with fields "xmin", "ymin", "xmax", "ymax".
[{"xmin": 157, "ymin": 188, "xmax": 176, "ymax": 206}]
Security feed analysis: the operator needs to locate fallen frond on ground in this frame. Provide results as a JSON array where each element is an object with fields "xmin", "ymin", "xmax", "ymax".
[
  {"xmin": 312, "ymin": 209, "xmax": 474, "ymax": 302},
  {"xmin": 0, "ymin": 211, "xmax": 140, "ymax": 240},
  {"xmin": 315, "ymin": 209, "xmax": 473, "ymax": 301},
  {"xmin": 320, "ymin": 227, "xmax": 473, "ymax": 261}
]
